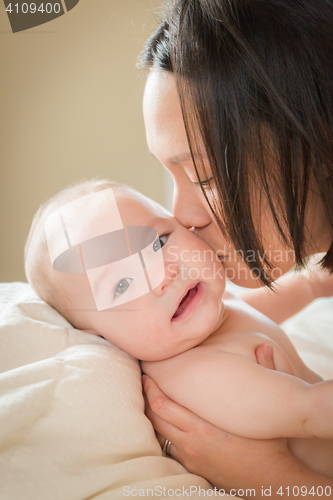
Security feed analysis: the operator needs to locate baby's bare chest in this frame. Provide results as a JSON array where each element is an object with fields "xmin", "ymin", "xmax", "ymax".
[{"xmin": 201, "ymin": 300, "xmax": 288, "ymax": 363}]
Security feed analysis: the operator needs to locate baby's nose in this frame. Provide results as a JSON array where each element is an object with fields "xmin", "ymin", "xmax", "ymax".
[{"xmin": 154, "ymin": 263, "xmax": 179, "ymax": 295}]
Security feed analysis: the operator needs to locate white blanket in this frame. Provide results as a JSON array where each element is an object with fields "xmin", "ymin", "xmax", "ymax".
[{"xmin": 0, "ymin": 282, "xmax": 332, "ymax": 500}]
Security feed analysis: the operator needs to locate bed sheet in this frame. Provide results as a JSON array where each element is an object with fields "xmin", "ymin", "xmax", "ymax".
[{"xmin": 1, "ymin": 281, "xmax": 332, "ymax": 500}]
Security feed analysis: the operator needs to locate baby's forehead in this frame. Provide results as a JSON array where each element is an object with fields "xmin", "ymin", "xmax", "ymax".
[
  {"xmin": 115, "ymin": 189, "xmax": 172, "ymax": 226},
  {"xmin": 44, "ymin": 187, "xmax": 173, "ymax": 274}
]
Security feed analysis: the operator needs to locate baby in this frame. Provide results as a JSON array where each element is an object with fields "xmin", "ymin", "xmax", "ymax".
[{"xmin": 24, "ymin": 179, "xmax": 333, "ymax": 481}]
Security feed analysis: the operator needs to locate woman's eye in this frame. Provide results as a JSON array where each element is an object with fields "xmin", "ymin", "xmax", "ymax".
[
  {"xmin": 115, "ymin": 278, "xmax": 133, "ymax": 296},
  {"xmin": 194, "ymin": 177, "xmax": 214, "ymax": 188},
  {"xmin": 153, "ymin": 234, "xmax": 169, "ymax": 252}
]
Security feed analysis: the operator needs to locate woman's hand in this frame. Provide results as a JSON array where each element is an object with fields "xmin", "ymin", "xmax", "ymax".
[
  {"xmin": 142, "ymin": 345, "xmax": 333, "ymax": 499},
  {"xmin": 142, "ymin": 372, "xmax": 333, "ymax": 499},
  {"xmin": 142, "ymin": 344, "xmax": 278, "ymax": 489},
  {"xmin": 142, "ymin": 373, "xmax": 291, "ymax": 496},
  {"xmin": 255, "ymin": 343, "xmax": 276, "ymax": 370},
  {"xmin": 143, "ymin": 345, "xmax": 281, "ymax": 494}
]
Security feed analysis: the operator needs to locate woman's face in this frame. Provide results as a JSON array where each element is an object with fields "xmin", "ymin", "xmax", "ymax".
[{"xmin": 143, "ymin": 70, "xmax": 323, "ymax": 287}]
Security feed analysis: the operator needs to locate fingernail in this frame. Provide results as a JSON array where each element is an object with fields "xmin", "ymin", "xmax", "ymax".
[{"xmin": 264, "ymin": 344, "xmax": 273, "ymax": 360}]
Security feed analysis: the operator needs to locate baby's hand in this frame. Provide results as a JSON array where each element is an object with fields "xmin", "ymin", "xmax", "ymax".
[{"xmin": 304, "ymin": 254, "xmax": 333, "ymax": 299}]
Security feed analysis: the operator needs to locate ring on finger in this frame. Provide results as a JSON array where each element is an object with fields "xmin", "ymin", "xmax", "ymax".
[{"xmin": 162, "ymin": 439, "xmax": 172, "ymax": 457}]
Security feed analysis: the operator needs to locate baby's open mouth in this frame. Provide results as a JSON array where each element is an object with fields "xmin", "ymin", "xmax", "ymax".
[{"xmin": 172, "ymin": 284, "xmax": 199, "ymax": 320}]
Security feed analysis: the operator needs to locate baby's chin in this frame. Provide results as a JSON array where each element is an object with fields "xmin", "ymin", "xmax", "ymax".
[{"xmin": 193, "ymin": 301, "xmax": 225, "ymax": 340}]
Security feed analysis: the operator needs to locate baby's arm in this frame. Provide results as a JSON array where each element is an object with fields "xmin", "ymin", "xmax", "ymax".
[
  {"xmin": 239, "ymin": 263, "xmax": 333, "ymax": 324},
  {"xmin": 144, "ymin": 347, "xmax": 333, "ymax": 440}
]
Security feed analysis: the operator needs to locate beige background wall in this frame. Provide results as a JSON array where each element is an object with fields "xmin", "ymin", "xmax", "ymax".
[{"xmin": 0, "ymin": 0, "xmax": 172, "ymax": 282}]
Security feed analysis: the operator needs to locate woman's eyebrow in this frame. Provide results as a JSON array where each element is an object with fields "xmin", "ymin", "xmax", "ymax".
[
  {"xmin": 148, "ymin": 150, "xmax": 206, "ymax": 165},
  {"xmin": 167, "ymin": 152, "xmax": 193, "ymax": 164}
]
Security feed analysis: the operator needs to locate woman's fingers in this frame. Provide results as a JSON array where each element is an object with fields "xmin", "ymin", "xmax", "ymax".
[
  {"xmin": 142, "ymin": 374, "xmax": 201, "ymax": 432},
  {"xmin": 143, "ymin": 390, "xmax": 181, "ymax": 443},
  {"xmin": 142, "ymin": 375, "xmax": 192, "ymax": 462},
  {"xmin": 154, "ymin": 430, "xmax": 180, "ymax": 461},
  {"xmin": 142, "ymin": 374, "xmax": 293, "ymax": 492},
  {"xmin": 255, "ymin": 343, "xmax": 276, "ymax": 370}
]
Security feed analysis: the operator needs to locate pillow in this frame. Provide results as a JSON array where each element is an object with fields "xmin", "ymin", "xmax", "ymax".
[
  {"xmin": 1, "ymin": 282, "xmax": 332, "ymax": 499},
  {"xmin": 0, "ymin": 282, "xmax": 213, "ymax": 500},
  {"xmin": 282, "ymin": 296, "xmax": 333, "ymax": 380}
]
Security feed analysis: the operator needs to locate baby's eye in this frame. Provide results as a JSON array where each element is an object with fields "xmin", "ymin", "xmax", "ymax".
[
  {"xmin": 115, "ymin": 278, "xmax": 133, "ymax": 296},
  {"xmin": 153, "ymin": 234, "xmax": 169, "ymax": 252}
]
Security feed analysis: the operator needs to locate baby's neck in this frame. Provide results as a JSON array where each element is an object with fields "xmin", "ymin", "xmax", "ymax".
[{"xmin": 196, "ymin": 299, "xmax": 229, "ymax": 348}]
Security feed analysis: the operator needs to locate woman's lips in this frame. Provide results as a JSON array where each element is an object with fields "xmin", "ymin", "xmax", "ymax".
[
  {"xmin": 171, "ymin": 283, "xmax": 204, "ymax": 322},
  {"xmin": 217, "ymin": 254, "xmax": 227, "ymax": 262}
]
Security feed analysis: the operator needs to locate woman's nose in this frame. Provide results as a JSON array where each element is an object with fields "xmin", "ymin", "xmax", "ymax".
[
  {"xmin": 172, "ymin": 184, "xmax": 212, "ymax": 229},
  {"xmin": 153, "ymin": 263, "xmax": 179, "ymax": 296}
]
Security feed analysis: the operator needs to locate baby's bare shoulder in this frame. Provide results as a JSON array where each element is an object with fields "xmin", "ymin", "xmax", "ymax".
[{"xmin": 142, "ymin": 342, "xmax": 237, "ymax": 383}]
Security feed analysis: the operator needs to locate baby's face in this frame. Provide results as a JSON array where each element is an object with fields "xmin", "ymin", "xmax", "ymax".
[{"xmin": 65, "ymin": 190, "xmax": 226, "ymax": 361}]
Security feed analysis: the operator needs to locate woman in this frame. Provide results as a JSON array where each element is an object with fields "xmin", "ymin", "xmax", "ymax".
[{"xmin": 140, "ymin": 0, "xmax": 333, "ymax": 497}]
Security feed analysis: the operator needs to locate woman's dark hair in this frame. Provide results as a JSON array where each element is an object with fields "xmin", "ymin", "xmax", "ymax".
[{"xmin": 140, "ymin": 0, "xmax": 333, "ymax": 285}]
